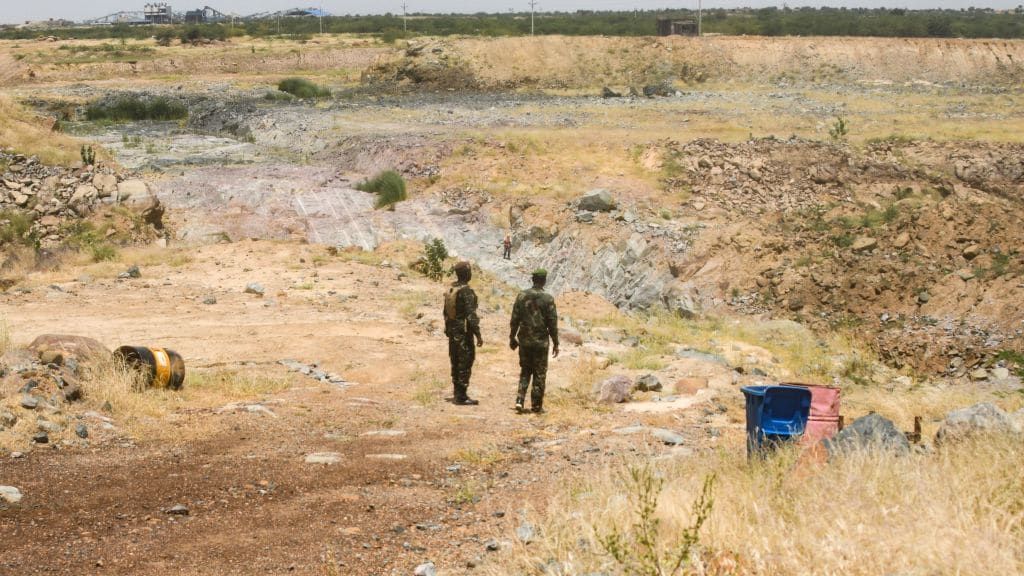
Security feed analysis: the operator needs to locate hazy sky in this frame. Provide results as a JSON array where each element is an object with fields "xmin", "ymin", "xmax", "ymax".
[{"xmin": 3, "ymin": 0, "xmax": 1021, "ymax": 25}]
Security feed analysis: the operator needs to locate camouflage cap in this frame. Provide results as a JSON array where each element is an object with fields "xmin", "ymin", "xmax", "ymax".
[{"xmin": 531, "ymin": 268, "xmax": 548, "ymax": 278}]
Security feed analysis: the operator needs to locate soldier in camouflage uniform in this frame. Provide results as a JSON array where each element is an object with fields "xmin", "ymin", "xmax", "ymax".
[
  {"xmin": 445, "ymin": 261, "xmax": 483, "ymax": 405},
  {"xmin": 509, "ymin": 269, "xmax": 559, "ymax": 414}
]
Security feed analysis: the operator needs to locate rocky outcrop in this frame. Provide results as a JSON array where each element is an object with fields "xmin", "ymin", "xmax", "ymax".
[
  {"xmin": 0, "ymin": 152, "xmax": 159, "ymax": 248},
  {"xmin": 935, "ymin": 403, "xmax": 1021, "ymax": 445}
]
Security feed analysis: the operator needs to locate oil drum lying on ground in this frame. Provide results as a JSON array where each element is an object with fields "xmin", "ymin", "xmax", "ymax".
[{"xmin": 114, "ymin": 346, "xmax": 186, "ymax": 390}]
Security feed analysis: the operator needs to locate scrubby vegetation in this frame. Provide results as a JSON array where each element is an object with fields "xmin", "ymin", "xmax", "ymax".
[
  {"xmin": 85, "ymin": 96, "xmax": 188, "ymax": 122},
  {"xmin": 492, "ymin": 436, "xmax": 1024, "ymax": 575},
  {"xmin": 277, "ymin": 77, "xmax": 331, "ymax": 99},
  {"xmin": 356, "ymin": 170, "xmax": 407, "ymax": 209},
  {"xmin": 3, "ymin": 8, "xmax": 1023, "ymax": 41},
  {"xmin": 421, "ymin": 238, "xmax": 449, "ymax": 282},
  {"xmin": 0, "ymin": 210, "xmax": 37, "ymax": 248}
]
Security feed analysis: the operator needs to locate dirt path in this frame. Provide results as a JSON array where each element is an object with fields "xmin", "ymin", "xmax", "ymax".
[{"xmin": 0, "ymin": 241, "xmax": 724, "ymax": 575}]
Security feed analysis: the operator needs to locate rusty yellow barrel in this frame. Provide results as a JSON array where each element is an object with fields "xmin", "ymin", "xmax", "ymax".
[{"xmin": 114, "ymin": 346, "xmax": 186, "ymax": 390}]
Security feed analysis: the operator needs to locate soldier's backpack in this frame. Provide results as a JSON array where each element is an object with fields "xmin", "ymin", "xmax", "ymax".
[{"xmin": 444, "ymin": 285, "xmax": 462, "ymax": 321}]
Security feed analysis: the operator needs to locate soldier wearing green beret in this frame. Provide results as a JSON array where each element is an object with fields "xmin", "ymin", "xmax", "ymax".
[
  {"xmin": 509, "ymin": 269, "xmax": 559, "ymax": 413},
  {"xmin": 445, "ymin": 261, "xmax": 483, "ymax": 405}
]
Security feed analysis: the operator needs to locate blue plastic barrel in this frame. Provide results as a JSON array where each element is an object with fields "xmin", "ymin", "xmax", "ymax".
[{"xmin": 741, "ymin": 385, "xmax": 812, "ymax": 457}]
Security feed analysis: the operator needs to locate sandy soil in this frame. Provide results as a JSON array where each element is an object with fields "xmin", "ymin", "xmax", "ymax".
[{"xmin": 0, "ymin": 240, "xmax": 732, "ymax": 575}]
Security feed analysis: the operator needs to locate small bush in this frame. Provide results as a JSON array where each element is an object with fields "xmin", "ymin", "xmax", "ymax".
[
  {"xmin": 355, "ymin": 170, "xmax": 407, "ymax": 209},
  {"xmin": 829, "ymin": 116, "xmax": 849, "ymax": 141},
  {"xmin": 422, "ymin": 238, "xmax": 449, "ymax": 281},
  {"xmin": 155, "ymin": 29, "xmax": 175, "ymax": 46},
  {"xmin": 0, "ymin": 210, "xmax": 37, "ymax": 247},
  {"xmin": 90, "ymin": 243, "xmax": 119, "ymax": 262},
  {"xmin": 180, "ymin": 25, "xmax": 227, "ymax": 44},
  {"xmin": 277, "ymin": 77, "xmax": 331, "ymax": 99},
  {"xmin": 85, "ymin": 96, "xmax": 188, "ymax": 122},
  {"xmin": 80, "ymin": 144, "xmax": 96, "ymax": 165}
]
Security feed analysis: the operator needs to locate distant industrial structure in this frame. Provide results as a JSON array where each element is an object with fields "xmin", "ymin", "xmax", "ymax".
[
  {"xmin": 657, "ymin": 18, "xmax": 699, "ymax": 37},
  {"xmin": 143, "ymin": 3, "xmax": 173, "ymax": 24},
  {"xmin": 184, "ymin": 6, "xmax": 228, "ymax": 23},
  {"xmin": 74, "ymin": 4, "xmax": 330, "ymax": 26}
]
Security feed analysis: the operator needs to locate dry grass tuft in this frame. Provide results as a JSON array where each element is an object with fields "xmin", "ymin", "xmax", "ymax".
[
  {"xmin": 0, "ymin": 95, "xmax": 82, "ymax": 166},
  {"xmin": 0, "ymin": 315, "xmax": 10, "ymax": 357},
  {"xmin": 490, "ymin": 435, "xmax": 1024, "ymax": 575},
  {"xmin": 80, "ymin": 357, "xmax": 291, "ymax": 442}
]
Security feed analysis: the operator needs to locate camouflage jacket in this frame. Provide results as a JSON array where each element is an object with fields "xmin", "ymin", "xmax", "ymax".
[
  {"xmin": 444, "ymin": 282, "xmax": 481, "ymax": 340},
  {"xmin": 510, "ymin": 287, "xmax": 558, "ymax": 348}
]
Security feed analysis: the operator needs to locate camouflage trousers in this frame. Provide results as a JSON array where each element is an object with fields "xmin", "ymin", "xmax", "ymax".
[
  {"xmin": 448, "ymin": 334, "xmax": 476, "ymax": 401},
  {"xmin": 517, "ymin": 345, "xmax": 549, "ymax": 410}
]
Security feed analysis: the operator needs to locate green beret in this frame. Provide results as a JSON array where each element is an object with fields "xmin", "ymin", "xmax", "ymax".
[{"xmin": 532, "ymin": 268, "xmax": 548, "ymax": 278}]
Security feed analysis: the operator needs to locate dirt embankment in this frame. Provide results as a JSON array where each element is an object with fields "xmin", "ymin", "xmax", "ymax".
[
  {"xmin": 366, "ymin": 36, "xmax": 1024, "ymax": 91},
  {"xmin": 652, "ymin": 138, "xmax": 1024, "ymax": 375},
  {"xmin": 7, "ymin": 35, "xmax": 1024, "ymax": 90}
]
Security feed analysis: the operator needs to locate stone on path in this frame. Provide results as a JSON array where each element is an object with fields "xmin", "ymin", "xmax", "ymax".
[
  {"xmin": 305, "ymin": 452, "xmax": 342, "ymax": 465},
  {"xmin": 165, "ymin": 504, "xmax": 190, "ymax": 516},
  {"xmin": 613, "ymin": 425, "xmax": 685, "ymax": 445},
  {"xmin": 634, "ymin": 374, "xmax": 662, "ymax": 392},
  {"xmin": 596, "ymin": 375, "xmax": 632, "ymax": 403},
  {"xmin": 413, "ymin": 562, "xmax": 436, "ymax": 576},
  {"xmin": 360, "ymin": 430, "xmax": 407, "ymax": 438},
  {"xmin": 366, "ymin": 453, "xmax": 408, "ymax": 461},
  {"xmin": 0, "ymin": 486, "xmax": 23, "ymax": 505}
]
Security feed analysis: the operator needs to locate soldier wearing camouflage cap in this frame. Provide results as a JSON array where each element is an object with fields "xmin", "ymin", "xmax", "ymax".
[
  {"xmin": 509, "ymin": 268, "xmax": 559, "ymax": 414},
  {"xmin": 444, "ymin": 261, "xmax": 483, "ymax": 405}
]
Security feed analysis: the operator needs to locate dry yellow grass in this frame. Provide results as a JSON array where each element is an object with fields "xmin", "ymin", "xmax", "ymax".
[
  {"xmin": 0, "ymin": 95, "xmax": 81, "ymax": 165},
  {"xmin": 489, "ymin": 434, "xmax": 1024, "ymax": 575},
  {"xmin": 79, "ymin": 357, "xmax": 292, "ymax": 443}
]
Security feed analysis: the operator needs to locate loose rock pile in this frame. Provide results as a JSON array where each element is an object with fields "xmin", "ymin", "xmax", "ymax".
[
  {"xmin": 0, "ymin": 151, "xmax": 161, "ymax": 248},
  {"xmin": 0, "ymin": 335, "xmax": 112, "ymax": 449}
]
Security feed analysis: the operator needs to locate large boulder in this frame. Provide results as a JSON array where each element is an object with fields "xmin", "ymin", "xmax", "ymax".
[
  {"xmin": 663, "ymin": 281, "xmax": 701, "ymax": 319},
  {"xmin": 92, "ymin": 173, "xmax": 118, "ymax": 196},
  {"xmin": 825, "ymin": 413, "xmax": 910, "ymax": 455},
  {"xmin": 935, "ymin": 403, "xmax": 1020, "ymax": 445},
  {"xmin": 27, "ymin": 335, "xmax": 110, "ymax": 363},
  {"xmin": 578, "ymin": 189, "xmax": 616, "ymax": 212},
  {"xmin": 634, "ymin": 374, "xmax": 662, "ymax": 392},
  {"xmin": 116, "ymin": 179, "xmax": 150, "ymax": 204},
  {"xmin": 595, "ymin": 375, "xmax": 632, "ymax": 403}
]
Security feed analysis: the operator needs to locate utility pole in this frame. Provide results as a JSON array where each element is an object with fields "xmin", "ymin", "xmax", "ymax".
[
  {"xmin": 529, "ymin": 0, "xmax": 538, "ymax": 36},
  {"xmin": 402, "ymin": 2, "xmax": 408, "ymax": 33},
  {"xmin": 320, "ymin": 3, "xmax": 324, "ymax": 35},
  {"xmin": 698, "ymin": 0, "xmax": 703, "ymax": 37}
]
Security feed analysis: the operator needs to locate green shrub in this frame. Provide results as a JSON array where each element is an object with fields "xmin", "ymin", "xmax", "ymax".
[
  {"xmin": 180, "ymin": 25, "xmax": 227, "ymax": 44},
  {"xmin": 80, "ymin": 144, "xmax": 96, "ymax": 165},
  {"xmin": 277, "ymin": 77, "xmax": 331, "ymax": 99},
  {"xmin": 90, "ymin": 243, "xmax": 119, "ymax": 262},
  {"xmin": 85, "ymin": 96, "xmax": 188, "ymax": 122},
  {"xmin": 829, "ymin": 116, "xmax": 849, "ymax": 141},
  {"xmin": 155, "ymin": 29, "xmax": 175, "ymax": 46},
  {"xmin": 355, "ymin": 170, "xmax": 407, "ymax": 209},
  {"xmin": 422, "ymin": 238, "xmax": 449, "ymax": 281},
  {"xmin": 0, "ymin": 210, "xmax": 37, "ymax": 247}
]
